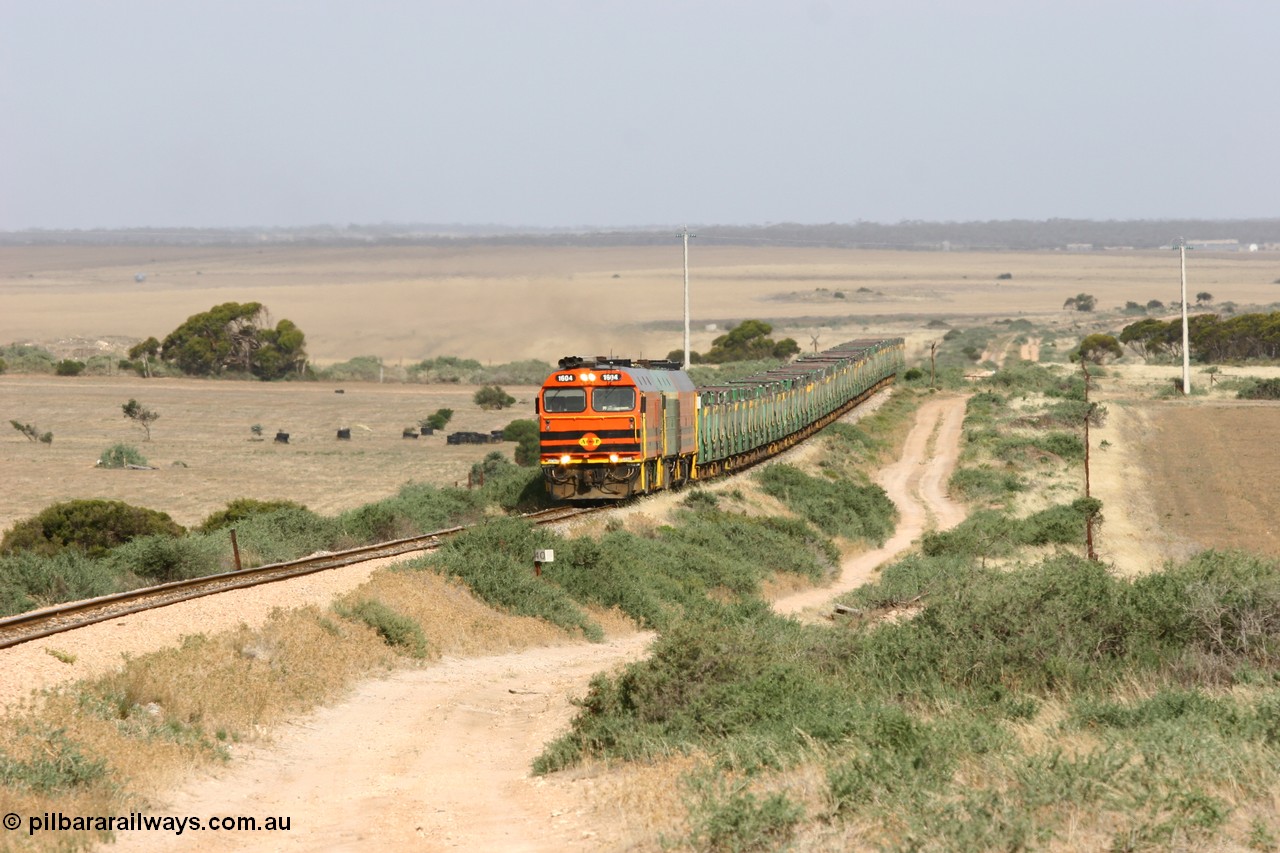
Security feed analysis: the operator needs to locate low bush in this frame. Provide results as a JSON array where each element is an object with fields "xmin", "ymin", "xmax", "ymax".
[
  {"xmin": 473, "ymin": 385, "xmax": 516, "ymax": 410},
  {"xmin": 97, "ymin": 444, "xmax": 149, "ymax": 469},
  {"xmin": 0, "ymin": 549, "xmax": 120, "ymax": 615},
  {"xmin": 992, "ymin": 430, "xmax": 1084, "ymax": 463},
  {"xmin": 0, "ymin": 728, "xmax": 108, "ymax": 792},
  {"xmin": 1237, "ymin": 377, "xmax": 1280, "ymax": 400},
  {"xmin": 502, "ymin": 419, "xmax": 540, "ymax": 466},
  {"xmin": 0, "ymin": 343, "xmax": 56, "ymax": 373},
  {"xmin": 685, "ymin": 774, "xmax": 805, "ymax": 852},
  {"xmin": 920, "ymin": 498, "xmax": 1100, "ymax": 560},
  {"xmin": 755, "ymin": 464, "xmax": 896, "ymax": 545},
  {"xmin": 984, "ymin": 360, "xmax": 1085, "ymax": 400},
  {"xmin": 468, "ymin": 452, "xmax": 548, "ymax": 511},
  {"xmin": 0, "ymin": 499, "xmax": 184, "ymax": 558},
  {"xmin": 339, "ymin": 599, "xmax": 428, "ymax": 657},
  {"xmin": 948, "ymin": 465, "xmax": 1025, "ymax": 503},
  {"xmin": 106, "ymin": 534, "xmax": 224, "ymax": 583},
  {"xmin": 197, "ymin": 498, "xmax": 309, "ymax": 533},
  {"xmin": 54, "ymin": 359, "xmax": 86, "ymax": 376},
  {"xmin": 423, "ymin": 517, "xmax": 602, "ymax": 641},
  {"xmin": 229, "ymin": 507, "xmax": 341, "ymax": 565}
]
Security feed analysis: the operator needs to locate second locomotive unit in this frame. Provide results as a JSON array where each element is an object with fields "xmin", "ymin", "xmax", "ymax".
[{"xmin": 537, "ymin": 338, "xmax": 904, "ymax": 501}]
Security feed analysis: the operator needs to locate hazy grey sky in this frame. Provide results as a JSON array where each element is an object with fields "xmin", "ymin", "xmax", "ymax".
[{"xmin": 2, "ymin": 1, "xmax": 1275, "ymax": 230}]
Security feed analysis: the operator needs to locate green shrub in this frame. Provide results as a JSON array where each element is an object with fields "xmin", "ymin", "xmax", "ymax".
[
  {"xmin": 230, "ymin": 507, "xmax": 341, "ymax": 565},
  {"xmin": 423, "ymin": 408, "xmax": 454, "ymax": 430},
  {"xmin": 502, "ymin": 418, "xmax": 540, "ymax": 466},
  {"xmin": 424, "ymin": 517, "xmax": 602, "ymax": 641},
  {"xmin": 340, "ymin": 599, "xmax": 427, "ymax": 657},
  {"xmin": 54, "ymin": 359, "xmax": 86, "ymax": 376},
  {"xmin": 0, "ymin": 729, "xmax": 107, "ymax": 792},
  {"xmin": 197, "ymin": 498, "xmax": 309, "ymax": 533},
  {"xmin": 0, "ymin": 343, "xmax": 56, "ymax": 373},
  {"xmin": 97, "ymin": 443, "xmax": 149, "ymax": 469},
  {"xmin": 469, "ymin": 452, "xmax": 548, "ymax": 511},
  {"xmin": 474, "ymin": 385, "xmax": 516, "ymax": 410},
  {"xmin": 0, "ymin": 549, "xmax": 120, "ymax": 615},
  {"xmin": 0, "ymin": 499, "xmax": 184, "ymax": 558},
  {"xmin": 106, "ymin": 534, "xmax": 223, "ymax": 583},
  {"xmin": 1238, "ymin": 378, "xmax": 1280, "ymax": 400},
  {"xmin": 948, "ymin": 466, "xmax": 1025, "ymax": 503},
  {"xmin": 317, "ymin": 355, "xmax": 384, "ymax": 382},
  {"xmin": 686, "ymin": 776, "xmax": 804, "ymax": 852},
  {"xmin": 755, "ymin": 464, "xmax": 896, "ymax": 545}
]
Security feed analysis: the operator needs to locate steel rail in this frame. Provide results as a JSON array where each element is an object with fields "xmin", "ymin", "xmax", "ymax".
[{"xmin": 0, "ymin": 505, "xmax": 601, "ymax": 650}]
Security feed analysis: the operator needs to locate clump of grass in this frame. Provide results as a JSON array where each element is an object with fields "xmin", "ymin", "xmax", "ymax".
[
  {"xmin": 948, "ymin": 465, "xmax": 1025, "ymax": 504},
  {"xmin": 0, "ymin": 728, "xmax": 107, "ymax": 792},
  {"xmin": 755, "ymin": 464, "xmax": 896, "ymax": 545},
  {"xmin": 684, "ymin": 773, "xmax": 805, "ymax": 852},
  {"xmin": 338, "ymin": 599, "xmax": 428, "ymax": 657},
  {"xmin": 920, "ymin": 498, "xmax": 1102, "ymax": 562},
  {"xmin": 423, "ymin": 517, "xmax": 603, "ymax": 642},
  {"xmin": 0, "ymin": 548, "xmax": 120, "ymax": 616}
]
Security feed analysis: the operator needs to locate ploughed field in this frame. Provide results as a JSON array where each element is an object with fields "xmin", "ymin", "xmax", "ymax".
[{"xmin": 1132, "ymin": 401, "xmax": 1280, "ymax": 558}]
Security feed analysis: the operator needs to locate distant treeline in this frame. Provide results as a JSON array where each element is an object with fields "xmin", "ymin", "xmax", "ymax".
[
  {"xmin": 5, "ymin": 219, "xmax": 1280, "ymax": 250},
  {"xmin": 1120, "ymin": 311, "xmax": 1280, "ymax": 361}
]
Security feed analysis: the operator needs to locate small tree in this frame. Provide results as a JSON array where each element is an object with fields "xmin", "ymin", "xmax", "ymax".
[
  {"xmin": 1075, "ymin": 333, "xmax": 1124, "ymax": 364},
  {"xmin": 1196, "ymin": 291, "xmax": 1214, "ymax": 305},
  {"xmin": 1146, "ymin": 299, "xmax": 1165, "ymax": 311},
  {"xmin": 1062, "ymin": 293, "xmax": 1096, "ymax": 312},
  {"xmin": 423, "ymin": 408, "xmax": 454, "ymax": 430},
  {"xmin": 128, "ymin": 336, "xmax": 161, "ymax": 378},
  {"xmin": 10, "ymin": 420, "xmax": 52, "ymax": 444},
  {"xmin": 122, "ymin": 398, "xmax": 159, "ymax": 440},
  {"xmin": 474, "ymin": 386, "xmax": 515, "ymax": 411}
]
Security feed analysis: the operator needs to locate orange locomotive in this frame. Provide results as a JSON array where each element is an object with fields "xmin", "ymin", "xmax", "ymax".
[
  {"xmin": 537, "ymin": 338, "xmax": 906, "ymax": 501},
  {"xmin": 537, "ymin": 356, "xmax": 695, "ymax": 500}
]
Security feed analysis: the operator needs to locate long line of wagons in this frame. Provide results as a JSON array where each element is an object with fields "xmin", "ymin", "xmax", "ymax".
[{"xmin": 536, "ymin": 338, "xmax": 905, "ymax": 500}]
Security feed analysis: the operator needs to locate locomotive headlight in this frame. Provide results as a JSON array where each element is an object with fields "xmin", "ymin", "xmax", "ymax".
[
  {"xmin": 609, "ymin": 453, "xmax": 619, "ymax": 463},
  {"xmin": 560, "ymin": 454, "xmax": 571, "ymax": 465}
]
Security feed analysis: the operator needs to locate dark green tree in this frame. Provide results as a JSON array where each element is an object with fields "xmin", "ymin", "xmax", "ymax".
[
  {"xmin": 158, "ymin": 302, "xmax": 306, "ymax": 379},
  {"xmin": 1074, "ymin": 334, "xmax": 1124, "ymax": 364},
  {"xmin": 1062, "ymin": 293, "xmax": 1096, "ymax": 312},
  {"xmin": 423, "ymin": 408, "xmax": 454, "ymax": 430},
  {"xmin": 474, "ymin": 385, "xmax": 516, "ymax": 411},
  {"xmin": 702, "ymin": 320, "xmax": 801, "ymax": 363},
  {"xmin": 128, "ymin": 336, "xmax": 161, "ymax": 377}
]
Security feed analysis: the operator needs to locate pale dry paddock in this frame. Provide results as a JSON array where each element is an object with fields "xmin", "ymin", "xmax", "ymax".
[
  {"xmin": 5, "ymin": 243, "xmax": 1279, "ymax": 368},
  {"xmin": 0, "ymin": 376, "xmax": 544, "ymax": 534},
  {"xmin": 5, "ymin": 242, "xmax": 1277, "ymax": 537}
]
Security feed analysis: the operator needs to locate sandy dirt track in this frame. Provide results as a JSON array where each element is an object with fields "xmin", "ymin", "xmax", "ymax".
[{"xmin": 108, "ymin": 395, "xmax": 969, "ymax": 853}]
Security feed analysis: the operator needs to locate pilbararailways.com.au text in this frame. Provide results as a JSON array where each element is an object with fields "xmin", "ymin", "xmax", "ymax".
[{"xmin": 7, "ymin": 811, "xmax": 292, "ymax": 836}]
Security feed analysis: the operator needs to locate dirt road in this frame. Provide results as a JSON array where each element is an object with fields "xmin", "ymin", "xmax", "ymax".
[{"xmin": 109, "ymin": 395, "xmax": 969, "ymax": 852}]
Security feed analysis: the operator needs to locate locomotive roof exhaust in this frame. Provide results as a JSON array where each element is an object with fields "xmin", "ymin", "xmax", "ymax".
[{"xmin": 557, "ymin": 355, "xmax": 683, "ymax": 371}]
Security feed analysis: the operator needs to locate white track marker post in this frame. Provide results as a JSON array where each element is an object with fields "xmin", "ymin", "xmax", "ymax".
[
  {"xmin": 680, "ymin": 226, "xmax": 694, "ymax": 369},
  {"xmin": 1180, "ymin": 239, "xmax": 1191, "ymax": 395}
]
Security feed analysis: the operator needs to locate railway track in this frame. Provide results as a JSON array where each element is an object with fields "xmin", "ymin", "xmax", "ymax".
[{"xmin": 0, "ymin": 505, "xmax": 604, "ymax": 651}]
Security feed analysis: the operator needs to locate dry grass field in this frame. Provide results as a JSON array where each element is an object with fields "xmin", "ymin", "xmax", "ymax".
[{"xmin": 3, "ymin": 242, "xmax": 1280, "ymax": 544}]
